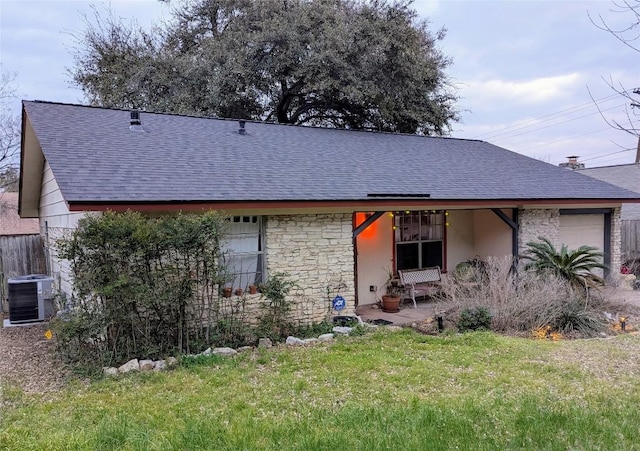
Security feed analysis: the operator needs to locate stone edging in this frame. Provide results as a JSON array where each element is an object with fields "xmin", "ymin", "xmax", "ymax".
[{"xmin": 104, "ymin": 322, "xmax": 402, "ymax": 376}]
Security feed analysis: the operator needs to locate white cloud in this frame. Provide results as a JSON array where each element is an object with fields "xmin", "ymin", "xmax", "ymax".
[{"xmin": 464, "ymin": 73, "xmax": 583, "ymax": 107}]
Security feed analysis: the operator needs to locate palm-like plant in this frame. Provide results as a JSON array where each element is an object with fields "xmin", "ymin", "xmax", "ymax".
[{"xmin": 521, "ymin": 237, "xmax": 607, "ymax": 292}]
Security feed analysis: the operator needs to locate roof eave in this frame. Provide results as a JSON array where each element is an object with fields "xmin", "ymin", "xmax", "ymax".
[
  {"xmin": 66, "ymin": 197, "xmax": 638, "ymax": 215},
  {"xmin": 18, "ymin": 106, "xmax": 44, "ymax": 219}
]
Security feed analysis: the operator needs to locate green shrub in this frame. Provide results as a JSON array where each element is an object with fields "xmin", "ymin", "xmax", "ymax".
[
  {"xmin": 207, "ymin": 318, "xmax": 257, "ymax": 349},
  {"xmin": 457, "ymin": 306, "xmax": 492, "ymax": 332},
  {"xmin": 349, "ymin": 323, "xmax": 369, "ymax": 337},
  {"xmin": 521, "ymin": 237, "xmax": 607, "ymax": 292},
  {"xmin": 552, "ymin": 298, "xmax": 609, "ymax": 337},
  {"xmin": 256, "ymin": 272, "xmax": 297, "ymax": 341},
  {"xmin": 53, "ymin": 210, "xmax": 231, "ymax": 369},
  {"xmin": 291, "ymin": 320, "xmax": 334, "ymax": 339}
]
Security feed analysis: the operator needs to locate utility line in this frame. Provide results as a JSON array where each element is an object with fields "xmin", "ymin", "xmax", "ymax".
[
  {"xmin": 576, "ymin": 145, "xmax": 634, "ymax": 159},
  {"xmin": 516, "ymin": 127, "xmax": 612, "ymax": 152},
  {"xmin": 486, "ymin": 104, "xmax": 624, "ymax": 142},
  {"xmin": 472, "ymin": 93, "xmax": 620, "ymax": 139},
  {"xmin": 581, "ymin": 147, "xmax": 634, "ymax": 163}
]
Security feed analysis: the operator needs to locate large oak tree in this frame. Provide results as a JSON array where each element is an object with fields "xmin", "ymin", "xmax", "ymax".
[{"xmin": 72, "ymin": 0, "xmax": 458, "ymax": 134}]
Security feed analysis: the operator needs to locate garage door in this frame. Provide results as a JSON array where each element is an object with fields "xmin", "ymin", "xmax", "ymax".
[{"xmin": 559, "ymin": 214, "xmax": 604, "ymax": 252}]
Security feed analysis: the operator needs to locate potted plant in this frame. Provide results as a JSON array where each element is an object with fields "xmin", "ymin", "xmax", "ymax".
[
  {"xmin": 382, "ymin": 275, "xmax": 403, "ymax": 313},
  {"xmin": 248, "ymin": 284, "xmax": 258, "ymax": 295}
]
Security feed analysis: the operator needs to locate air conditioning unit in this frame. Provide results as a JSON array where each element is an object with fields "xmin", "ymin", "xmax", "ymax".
[{"xmin": 7, "ymin": 274, "xmax": 54, "ymax": 324}]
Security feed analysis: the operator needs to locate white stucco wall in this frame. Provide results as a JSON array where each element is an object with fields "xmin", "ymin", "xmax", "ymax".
[
  {"xmin": 355, "ymin": 213, "xmax": 394, "ymax": 306},
  {"xmin": 472, "ymin": 209, "xmax": 512, "ymax": 260},
  {"xmin": 446, "ymin": 210, "xmax": 474, "ymax": 271}
]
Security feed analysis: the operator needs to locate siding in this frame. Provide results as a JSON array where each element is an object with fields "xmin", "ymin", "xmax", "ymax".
[{"xmin": 39, "ymin": 161, "xmax": 91, "ymax": 297}]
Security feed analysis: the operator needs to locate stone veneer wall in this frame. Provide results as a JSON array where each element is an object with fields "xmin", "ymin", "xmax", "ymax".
[
  {"xmin": 611, "ymin": 207, "xmax": 622, "ymax": 277},
  {"xmin": 265, "ymin": 213, "xmax": 355, "ymax": 324},
  {"xmin": 517, "ymin": 209, "xmax": 560, "ymax": 251}
]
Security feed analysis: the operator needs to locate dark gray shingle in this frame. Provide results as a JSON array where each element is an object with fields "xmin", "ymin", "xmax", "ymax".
[{"xmin": 23, "ymin": 100, "xmax": 640, "ymax": 203}]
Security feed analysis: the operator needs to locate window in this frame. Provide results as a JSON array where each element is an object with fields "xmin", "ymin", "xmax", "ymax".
[
  {"xmin": 223, "ymin": 216, "xmax": 264, "ymax": 289},
  {"xmin": 395, "ymin": 211, "xmax": 444, "ymax": 271}
]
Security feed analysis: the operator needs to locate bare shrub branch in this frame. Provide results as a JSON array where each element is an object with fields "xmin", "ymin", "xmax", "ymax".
[{"xmin": 438, "ymin": 256, "xmax": 625, "ymax": 336}]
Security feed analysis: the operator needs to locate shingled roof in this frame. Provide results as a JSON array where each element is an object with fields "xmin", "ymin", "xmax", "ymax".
[
  {"xmin": 21, "ymin": 100, "xmax": 640, "ymax": 207},
  {"xmin": 578, "ymin": 163, "xmax": 640, "ymax": 220}
]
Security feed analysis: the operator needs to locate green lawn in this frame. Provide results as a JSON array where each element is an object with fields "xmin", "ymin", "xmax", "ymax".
[{"xmin": 2, "ymin": 329, "xmax": 640, "ymax": 450}]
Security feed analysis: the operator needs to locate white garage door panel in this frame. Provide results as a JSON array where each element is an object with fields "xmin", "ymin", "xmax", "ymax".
[{"xmin": 559, "ymin": 215, "xmax": 604, "ymax": 251}]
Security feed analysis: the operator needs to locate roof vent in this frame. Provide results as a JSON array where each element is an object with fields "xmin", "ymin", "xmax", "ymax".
[
  {"xmin": 129, "ymin": 110, "xmax": 144, "ymax": 132},
  {"xmin": 238, "ymin": 120, "xmax": 246, "ymax": 135},
  {"xmin": 130, "ymin": 110, "xmax": 141, "ymax": 126}
]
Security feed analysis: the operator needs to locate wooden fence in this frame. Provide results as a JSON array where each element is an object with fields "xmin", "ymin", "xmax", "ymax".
[
  {"xmin": 0, "ymin": 234, "xmax": 47, "ymax": 311},
  {"xmin": 621, "ymin": 220, "xmax": 640, "ymax": 262}
]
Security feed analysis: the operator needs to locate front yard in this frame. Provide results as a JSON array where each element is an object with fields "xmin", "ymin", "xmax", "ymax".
[{"xmin": 2, "ymin": 328, "xmax": 640, "ymax": 450}]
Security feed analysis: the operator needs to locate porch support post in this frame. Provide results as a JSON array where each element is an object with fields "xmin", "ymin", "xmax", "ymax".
[
  {"xmin": 353, "ymin": 211, "xmax": 385, "ymax": 239},
  {"xmin": 603, "ymin": 210, "xmax": 612, "ymax": 278},
  {"xmin": 512, "ymin": 209, "xmax": 519, "ymax": 260},
  {"xmin": 491, "ymin": 208, "xmax": 519, "ymax": 259}
]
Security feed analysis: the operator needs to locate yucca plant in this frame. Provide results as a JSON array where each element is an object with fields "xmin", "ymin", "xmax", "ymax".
[{"xmin": 521, "ymin": 237, "xmax": 607, "ymax": 292}]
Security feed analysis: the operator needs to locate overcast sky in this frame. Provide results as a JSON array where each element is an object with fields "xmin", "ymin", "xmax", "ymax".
[{"xmin": 1, "ymin": 0, "xmax": 637, "ymax": 168}]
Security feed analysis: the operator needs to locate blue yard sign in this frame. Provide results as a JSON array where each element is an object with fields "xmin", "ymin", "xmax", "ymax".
[{"xmin": 332, "ymin": 295, "xmax": 346, "ymax": 311}]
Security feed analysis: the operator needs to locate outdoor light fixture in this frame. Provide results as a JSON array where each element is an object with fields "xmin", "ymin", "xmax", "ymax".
[{"xmin": 620, "ymin": 316, "xmax": 627, "ymax": 331}]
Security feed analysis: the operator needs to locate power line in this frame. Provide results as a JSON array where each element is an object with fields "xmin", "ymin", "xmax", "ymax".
[
  {"xmin": 517, "ymin": 127, "xmax": 612, "ymax": 152},
  {"xmin": 486, "ymin": 104, "xmax": 624, "ymax": 142},
  {"xmin": 471, "ymin": 93, "xmax": 620, "ymax": 140},
  {"xmin": 576, "ymin": 145, "xmax": 634, "ymax": 159},
  {"xmin": 581, "ymin": 147, "xmax": 634, "ymax": 163}
]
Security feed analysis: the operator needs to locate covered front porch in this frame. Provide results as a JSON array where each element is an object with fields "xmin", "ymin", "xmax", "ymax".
[{"xmin": 353, "ymin": 207, "xmax": 517, "ymax": 308}]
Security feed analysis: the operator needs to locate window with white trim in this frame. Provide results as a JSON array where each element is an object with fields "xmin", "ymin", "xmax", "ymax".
[
  {"xmin": 223, "ymin": 216, "xmax": 264, "ymax": 289},
  {"xmin": 395, "ymin": 211, "xmax": 444, "ymax": 270}
]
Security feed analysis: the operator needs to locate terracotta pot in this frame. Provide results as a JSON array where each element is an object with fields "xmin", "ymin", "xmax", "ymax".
[
  {"xmin": 235, "ymin": 288, "xmax": 243, "ymax": 296},
  {"xmin": 249, "ymin": 285, "xmax": 258, "ymax": 295},
  {"xmin": 223, "ymin": 287, "xmax": 233, "ymax": 298},
  {"xmin": 381, "ymin": 295, "xmax": 401, "ymax": 313}
]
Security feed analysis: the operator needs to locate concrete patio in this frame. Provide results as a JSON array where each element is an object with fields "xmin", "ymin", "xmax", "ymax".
[{"xmin": 355, "ymin": 298, "xmax": 453, "ymax": 326}]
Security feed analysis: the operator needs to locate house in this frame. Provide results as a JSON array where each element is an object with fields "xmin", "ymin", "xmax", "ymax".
[
  {"xmin": 18, "ymin": 101, "xmax": 640, "ymax": 323},
  {"xmin": 577, "ymin": 163, "xmax": 640, "ymax": 261},
  {"xmin": 0, "ymin": 192, "xmax": 39, "ymax": 236}
]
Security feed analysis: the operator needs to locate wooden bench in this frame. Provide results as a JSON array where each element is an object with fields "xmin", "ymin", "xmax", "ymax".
[{"xmin": 398, "ymin": 267, "xmax": 442, "ymax": 309}]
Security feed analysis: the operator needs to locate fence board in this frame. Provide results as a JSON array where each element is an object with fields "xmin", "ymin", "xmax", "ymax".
[
  {"xmin": 0, "ymin": 234, "xmax": 47, "ymax": 311},
  {"xmin": 621, "ymin": 220, "xmax": 640, "ymax": 262}
]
